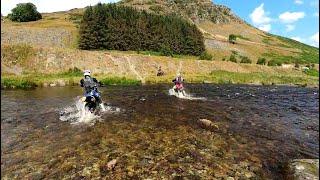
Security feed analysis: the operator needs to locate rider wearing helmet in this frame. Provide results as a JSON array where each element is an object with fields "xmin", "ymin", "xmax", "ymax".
[
  {"xmin": 80, "ymin": 70, "xmax": 102, "ymax": 111},
  {"xmin": 172, "ymin": 73, "xmax": 184, "ymax": 92},
  {"xmin": 80, "ymin": 70, "xmax": 100, "ymax": 94}
]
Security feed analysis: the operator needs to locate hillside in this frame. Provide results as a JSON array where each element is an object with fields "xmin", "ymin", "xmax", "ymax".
[
  {"xmin": 119, "ymin": 0, "xmax": 318, "ymax": 64},
  {"xmin": 1, "ymin": 0, "xmax": 319, "ymax": 87}
]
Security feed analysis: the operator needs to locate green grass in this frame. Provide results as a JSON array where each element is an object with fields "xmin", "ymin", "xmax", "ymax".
[
  {"xmin": 207, "ymin": 70, "xmax": 318, "ymax": 86},
  {"xmin": 260, "ymin": 34, "xmax": 273, "ymax": 45},
  {"xmin": 262, "ymin": 52, "xmax": 293, "ymax": 65},
  {"xmin": 304, "ymin": 69, "xmax": 319, "ymax": 77},
  {"xmin": 100, "ymin": 77, "xmax": 141, "ymax": 86},
  {"xmin": 138, "ymin": 50, "xmax": 197, "ymax": 59},
  {"xmin": 2, "ymin": 68, "xmax": 318, "ymax": 89},
  {"xmin": 1, "ymin": 78, "xmax": 37, "ymax": 89},
  {"xmin": 267, "ymin": 33, "xmax": 319, "ymax": 64},
  {"xmin": 1, "ymin": 70, "xmax": 141, "ymax": 89}
]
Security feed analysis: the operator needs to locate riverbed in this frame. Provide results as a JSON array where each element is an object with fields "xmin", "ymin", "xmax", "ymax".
[{"xmin": 1, "ymin": 84, "xmax": 319, "ymax": 179}]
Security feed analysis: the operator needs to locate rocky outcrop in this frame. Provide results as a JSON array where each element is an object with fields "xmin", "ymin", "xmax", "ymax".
[
  {"xmin": 287, "ymin": 159, "xmax": 319, "ymax": 180},
  {"xmin": 119, "ymin": 0, "xmax": 243, "ymax": 24}
]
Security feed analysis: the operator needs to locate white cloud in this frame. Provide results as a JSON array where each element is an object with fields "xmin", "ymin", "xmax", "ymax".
[
  {"xmin": 258, "ymin": 24, "xmax": 271, "ymax": 32},
  {"xmin": 286, "ymin": 24, "xmax": 295, "ymax": 32},
  {"xmin": 310, "ymin": 32, "xmax": 319, "ymax": 47},
  {"xmin": 314, "ymin": 12, "xmax": 319, "ymax": 17},
  {"xmin": 279, "ymin": 11, "xmax": 305, "ymax": 23},
  {"xmin": 250, "ymin": 3, "xmax": 271, "ymax": 25},
  {"xmin": 291, "ymin": 36, "xmax": 303, "ymax": 42},
  {"xmin": 294, "ymin": 0, "xmax": 304, "ymax": 5},
  {"xmin": 1, "ymin": 0, "xmax": 120, "ymax": 16},
  {"xmin": 249, "ymin": 3, "xmax": 272, "ymax": 32}
]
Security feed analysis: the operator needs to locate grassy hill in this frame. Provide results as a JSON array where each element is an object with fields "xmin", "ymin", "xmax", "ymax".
[
  {"xmin": 119, "ymin": 0, "xmax": 318, "ymax": 65},
  {"xmin": 1, "ymin": 0, "xmax": 319, "ymax": 88}
]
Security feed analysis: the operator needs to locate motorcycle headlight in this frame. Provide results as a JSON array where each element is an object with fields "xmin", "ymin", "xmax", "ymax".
[{"xmin": 81, "ymin": 97, "xmax": 86, "ymax": 102}]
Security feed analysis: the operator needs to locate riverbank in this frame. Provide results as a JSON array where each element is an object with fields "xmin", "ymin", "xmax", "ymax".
[{"xmin": 2, "ymin": 70, "xmax": 318, "ymax": 89}]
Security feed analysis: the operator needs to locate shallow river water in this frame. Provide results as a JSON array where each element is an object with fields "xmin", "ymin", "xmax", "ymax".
[{"xmin": 1, "ymin": 84, "xmax": 319, "ymax": 179}]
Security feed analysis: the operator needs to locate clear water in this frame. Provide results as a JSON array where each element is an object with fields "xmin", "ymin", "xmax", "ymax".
[{"xmin": 1, "ymin": 84, "xmax": 319, "ymax": 179}]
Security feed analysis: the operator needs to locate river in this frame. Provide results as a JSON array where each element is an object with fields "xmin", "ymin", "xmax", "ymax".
[{"xmin": 1, "ymin": 84, "xmax": 319, "ymax": 179}]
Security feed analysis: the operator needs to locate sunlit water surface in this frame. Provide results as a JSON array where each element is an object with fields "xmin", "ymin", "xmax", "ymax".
[{"xmin": 1, "ymin": 84, "xmax": 319, "ymax": 179}]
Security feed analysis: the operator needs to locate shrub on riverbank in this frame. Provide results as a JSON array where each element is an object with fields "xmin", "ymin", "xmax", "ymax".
[{"xmin": 78, "ymin": 3, "xmax": 205, "ymax": 56}]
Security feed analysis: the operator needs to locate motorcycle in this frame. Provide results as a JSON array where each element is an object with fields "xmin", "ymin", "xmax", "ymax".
[
  {"xmin": 170, "ymin": 83, "xmax": 186, "ymax": 97},
  {"xmin": 81, "ymin": 88, "xmax": 103, "ymax": 113}
]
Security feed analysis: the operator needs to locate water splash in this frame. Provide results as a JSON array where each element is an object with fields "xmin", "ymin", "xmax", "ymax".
[
  {"xmin": 59, "ymin": 97, "xmax": 121, "ymax": 125},
  {"xmin": 168, "ymin": 88, "xmax": 206, "ymax": 100}
]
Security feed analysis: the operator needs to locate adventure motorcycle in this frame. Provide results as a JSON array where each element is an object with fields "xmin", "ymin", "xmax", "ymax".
[{"xmin": 81, "ymin": 88, "xmax": 102, "ymax": 113}]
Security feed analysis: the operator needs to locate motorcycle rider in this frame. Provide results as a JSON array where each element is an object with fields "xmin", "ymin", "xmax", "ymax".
[
  {"xmin": 172, "ymin": 73, "xmax": 184, "ymax": 93},
  {"xmin": 80, "ymin": 70, "xmax": 99, "ymax": 94},
  {"xmin": 80, "ymin": 70, "xmax": 102, "ymax": 111}
]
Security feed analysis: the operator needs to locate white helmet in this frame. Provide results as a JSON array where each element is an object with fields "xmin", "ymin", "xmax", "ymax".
[{"xmin": 84, "ymin": 70, "xmax": 91, "ymax": 77}]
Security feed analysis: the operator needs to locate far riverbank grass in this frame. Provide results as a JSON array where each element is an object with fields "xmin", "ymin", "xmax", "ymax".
[
  {"xmin": 2, "ymin": 70, "xmax": 318, "ymax": 89},
  {"xmin": 1, "ymin": 71, "xmax": 142, "ymax": 89}
]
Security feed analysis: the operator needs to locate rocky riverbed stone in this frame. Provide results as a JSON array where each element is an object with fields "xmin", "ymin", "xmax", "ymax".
[
  {"xmin": 198, "ymin": 119, "xmax": 219, "ymax": 131},
  {"xmin": 288, "ymin": 159, "xmax": 319, "ymax": 180}
]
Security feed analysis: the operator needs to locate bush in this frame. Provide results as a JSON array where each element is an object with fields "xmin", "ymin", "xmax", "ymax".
[
  {"xmin": 199, "ymin": 51, "xmax": 213, "ymax": 60},
  {"xmin": 160, "ymin": 44, "xmax": 174, "ymax": 57},
  {"xmin": 240, "ymin": 56, "xmax": 252, "ymax": 64},
  {"xmin": 257, "ymin": 58, "xmax": 266, "ymax": 65},
  {"xmin": 229, "ymin": 34, "xmax": 237, "ymax": 44},
  {"xmin": 267, "ymin": 59, "xmax": 282, "ymax": 66},
  {"xmin": 229, "ymin": 54, "xmax": 237, "ymax": 63},
  {"xmin": 8, "ymin": 3, "xmax": 42, "ymax": 22}
]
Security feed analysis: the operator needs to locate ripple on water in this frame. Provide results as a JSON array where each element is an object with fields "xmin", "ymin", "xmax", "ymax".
[
  {"xmin": 1, "ymin": 84, "xmax": 319, "ymax": 179},
  {"xmin": 59, "ymin": 97, "xmax": 122, "ymax": 125}
]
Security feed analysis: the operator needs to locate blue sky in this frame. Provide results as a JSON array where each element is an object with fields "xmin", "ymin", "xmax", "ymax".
[
  {"xmin": 1, "ymin": 0, "xmax": 319, "ymax": 47},
  {"xmin": 214, "ymin": 0, "xmax": 319, "ymax": 47}
]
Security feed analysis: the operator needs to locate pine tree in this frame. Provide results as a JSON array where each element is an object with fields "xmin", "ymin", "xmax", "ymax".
[{"xmin": 78, "ymin": 3, "xmax": 205, "ymax": 56}]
